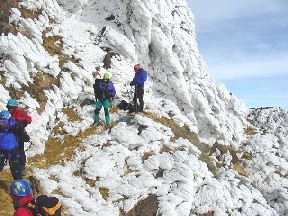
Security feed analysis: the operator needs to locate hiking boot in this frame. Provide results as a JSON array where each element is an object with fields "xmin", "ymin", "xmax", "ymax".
[{"xmin": 93, "ymin": 121, "xmax": 100, "ymax": 126}]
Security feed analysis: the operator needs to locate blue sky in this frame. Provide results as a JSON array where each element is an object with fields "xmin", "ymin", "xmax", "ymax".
[{"xmin": 187, "ymin": 0, "xmax": 288, "ymax": 110}]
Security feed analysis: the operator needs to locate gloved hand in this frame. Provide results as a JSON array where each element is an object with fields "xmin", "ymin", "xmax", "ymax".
[
  {"xmin": 130, "ymin": 81, "xmax": 135, "ymax": 86},
  {"xmin": 106, "ymin": 93, "xmax": 113, "ymax": 99},
  {"xmin": 0, "ymin": 121, "xmax": 4, "ymax": 129},
  {"xmin": 22, "ymin": 120, "xmax": 28, "ymax": 127}
]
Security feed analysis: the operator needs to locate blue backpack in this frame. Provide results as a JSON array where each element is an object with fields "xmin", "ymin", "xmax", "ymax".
[{"xmin": 0, "ymin": 117, "xmax": 18, "ymax": 151}]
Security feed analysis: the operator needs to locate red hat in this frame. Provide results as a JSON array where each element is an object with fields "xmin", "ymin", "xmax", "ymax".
[{"xmin": 134, "ymin": 64, "xmax": 140, "ymax": 72}]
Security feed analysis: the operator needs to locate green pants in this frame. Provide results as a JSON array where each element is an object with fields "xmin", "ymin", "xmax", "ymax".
[{"xmin": 94, "ymin": 99, "xmax": 111, "ymax": 125}]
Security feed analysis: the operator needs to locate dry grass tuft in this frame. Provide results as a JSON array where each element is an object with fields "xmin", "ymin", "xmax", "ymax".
[
  {"xmin": 99, "ymin": 187, "xmax": 109, "ymax": 200},
  {"xmin": 125, "ymin": 168, "xmax": 136, "ymax": 175},
  {"xmin": 42, "ymin": 35, "xmax": 63, "ymax": 55},
  {"xmin": 144, "ymin": 112, "xmax": 208, "ymax": 152},
  {"xmin": 245, "ymin": 126, "xmax": 256, "ymax": 135},
  {"xmin": 233, "ymin": 164, "xmax": 247, "ymax": 176},
  {"xmin": 0, "ymin": 0, "xmax": 41, "ymax": 36},
  {"xmin": 242, "ymin": 152, "xmax": 253, "ymax": 160},
  {"xmin": 144, "ymin": 112, "xmax": 221, "ymax": 175},
  {"xmin": 209, "ymin": 143, "xmax": 239, "ymax": 164},
  {"xmin": 0, "ymin": 171, "xmax": 15, "ymax": 216},
  {"xmin": 62, "ymin": 107, "xmax": 82, "ymax": 122},
  {"xmin": 142, "ymin": 151, "xmax": 154, "ymax": 161}
]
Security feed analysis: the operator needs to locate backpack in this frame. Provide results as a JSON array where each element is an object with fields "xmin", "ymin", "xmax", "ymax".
[
  {"xmin": 26, "ymin": 195, "xmax": 62, "ymax": 216},
  {"xmin": 11, "ymin": 107, "xmax": 32, "ymax": 127},
  {"xmin": 93, "ymin": 78, "xmax": 103, "ymax": 99},
  {"xmin": 0, "ymin": 118, "xmax": 18, "ymax": 151}
]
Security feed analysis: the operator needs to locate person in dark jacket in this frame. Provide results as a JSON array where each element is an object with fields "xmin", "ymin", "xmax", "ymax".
[
  {"xmin": 10, "ymin": 179, "xmax": 34, "ymax": 216},
  {"xmin": 94, "ymin": 73, "xmax": 116, "ymax": 126},
  {"xmin": 6, "ymin": 99, "xmax": 32, "ymax": 176},
  {"xmin": 130, "ymin": 64, "xmax": 147, "ymax": 112},
  {"xmin": 0, "ymin": 110, "xmax": 29, "ymax": 179}
]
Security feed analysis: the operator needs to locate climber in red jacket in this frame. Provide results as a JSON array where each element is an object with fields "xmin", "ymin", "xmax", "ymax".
[
  {"xmin": 10, "ymin": 180, "xmax": 34, "ymax": 216},
  {"xmin": 6, "ymin": 99, "xmax": 32, "ymax": 176}
]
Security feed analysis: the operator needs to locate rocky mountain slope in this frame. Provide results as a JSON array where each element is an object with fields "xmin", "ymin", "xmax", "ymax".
[{"xmin": 0, "ymin": 0, "xmax": 287, "ymax": 215}]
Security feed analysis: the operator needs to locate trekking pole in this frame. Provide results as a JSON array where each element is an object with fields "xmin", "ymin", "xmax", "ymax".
[
  {"xmin": 25, "ymin": 141, "xmax": 33, "ymax": 151},
  {"xmin": 28, "ymin": 175, "xmax": 40, "ymax": 195},
  {"xmin": 127, "ymin": 86, "xmax": 134, "ymax": 100},
  {"xmin": 134, "ymin": 85, "xmax": 138, "ymax": 113}
]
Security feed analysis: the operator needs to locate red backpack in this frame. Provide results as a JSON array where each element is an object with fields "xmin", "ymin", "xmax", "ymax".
[{"xmin": 11, "ymin": 107, "xmax": 32, "ymax": 125}]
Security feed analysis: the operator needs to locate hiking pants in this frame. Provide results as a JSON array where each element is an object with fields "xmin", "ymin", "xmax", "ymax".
[
  {"xmin": 0, "ymin": 152, "xmax": 5, "ymax": 171},
  {"xmin": 94, "ymin": 99, "xmax": 111, "ymax": 125},
  {"xmin": 133, "ymin": 86, "xmax": 144, "ymax": 112},
  {"xmin": 18, "ymin": 130, "xmax": 30, "ymax": 173},
  {"xmin": 0, "ymin": 150, "xmax": 22, "ymax": 180},
  {"xmin": 17, "ymin": 140, "xmax": 26, "ymax": 165}
]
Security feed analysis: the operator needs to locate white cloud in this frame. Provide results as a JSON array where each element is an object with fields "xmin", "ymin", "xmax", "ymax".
[
  {"xmin": 220, "ymin": 76, "xmax": 288, "ymax": 109},
  {"xmin": 208, "ymin": 53, "xmax": 288, "ymax": 80},
  {"xmin": 188, "ymin": 0, "xmax": 288, "ymax": 29},
  {"xmin": 188, "ymin": 0, "xmax": 288, "ymax": 110}
]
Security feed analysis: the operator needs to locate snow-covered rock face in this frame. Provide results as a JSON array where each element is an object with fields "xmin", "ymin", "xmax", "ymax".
[
  {"xmin": 53, "ymin": 0, "xmax": 245, "ymax": 144},
  {"xmin": 244, "ymin": 107, "xmax": 288, "ymax": 215},
  {"xmin": 0, "ymin": 1, "xmax": 248, "ymax": 150},
  {"xmin": 56, "ymin": 0, "xmax": 249, "ymax": 144},
  {"xmin": 1, "ymin": 1, "xmax": 288, "ymax": 216},
  {"xmin": 249, "ymin": 107, "xmax": 288, "ymax": 134}
]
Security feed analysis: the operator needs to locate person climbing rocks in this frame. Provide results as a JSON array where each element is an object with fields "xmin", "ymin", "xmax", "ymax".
[
  {"xmin": 103, "ymin": 48, "xmax": 116, "ymax": 69},
  {"xmin": 130, "ymin": 64, "xmax": 147, "ymax": 113},
  {"xmin": 10, "ymin": 179, "xmax": 34, "ymax": 216},
  {"xmin": 0, "ymin": 110, "xmax": 29, "ymax": 179},
  {"xmin": 6, "ymin": 99, "xmax": 32, "ymax": 176},
  {"xmin": 93, "ymin": 73, "xmax": 116, "ymax": 126},
  {"xmin": 10, "ymin": 179, "xmax": 62, "ymax": 216}
]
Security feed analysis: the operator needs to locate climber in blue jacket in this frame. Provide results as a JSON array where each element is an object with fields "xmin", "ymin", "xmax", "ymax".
[{"xmin": 130, "ymin": 64, "xmax": 147, "ymax": 112}]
